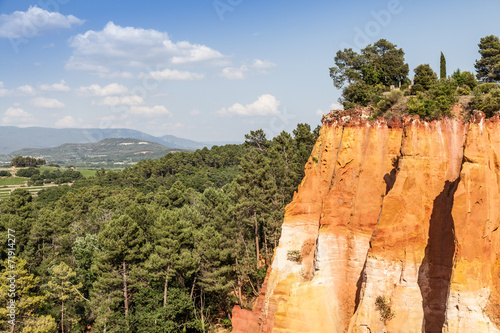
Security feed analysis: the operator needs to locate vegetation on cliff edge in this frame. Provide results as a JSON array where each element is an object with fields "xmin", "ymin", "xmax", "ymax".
[{"xmin": 330, "ymin": 35, "xmax": 500, "ymax": 120}]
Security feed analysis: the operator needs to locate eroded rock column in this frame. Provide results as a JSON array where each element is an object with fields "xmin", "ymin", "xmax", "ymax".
[{"xmin": 445, "ymin": 112, "xmax": 500, "ymax": 332}]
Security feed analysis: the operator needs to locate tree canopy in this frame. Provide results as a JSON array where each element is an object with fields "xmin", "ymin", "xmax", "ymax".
[
  {"xmin": 413, "ymin": 64, "xmax": 438, "ymax": 93},
  {"xmin": 475, "ymin": 35, "xmax": 500, "ymax": 83},
  {"xmin": 10, "ymin": 156, "xmax": 46, "ymax": 168},
  {"xmin": 329, "ymin": 39, "xmax": 409, "ymax": 90},
  {"xmin": 0, "ymin": 124, "xmax": 319, "ymax": 332},
  {"xmin": 328, "ymin": 35, "xmax": 500, "ymax": 119},
  {"xmin": 329, "ymin": 39, "xmax": 409, "ymax": 109}
]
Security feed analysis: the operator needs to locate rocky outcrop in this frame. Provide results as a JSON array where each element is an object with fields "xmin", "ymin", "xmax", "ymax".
[{"xmin": 232, "ymin": 106, "xmax": 500, "ymax": 333}]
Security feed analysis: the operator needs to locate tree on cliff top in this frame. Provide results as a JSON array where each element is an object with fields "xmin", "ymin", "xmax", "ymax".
[
  {"xmin": 412, "ymin": 64, "xmax": 438, "ymax": 93},
  {"xmin": 329, "ymin": 48, "xmax": 363, "ymax": 89},
  {"xmin": 475, "ymin": 35, "xmax": 500, "ymax": 83},
  {"xmin": 330, "ymin": 39, "xmax": 409, "ymax": 108},
  {"xmin": 329, "ymin": 39, "xmax": 408, "ymax": 89},
  {"xmin": 362, "ymin": 39, "xmax": 409, "ymax": 86}
]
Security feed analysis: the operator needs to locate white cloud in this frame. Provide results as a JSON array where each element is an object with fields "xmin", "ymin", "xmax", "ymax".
[
  {"xmin": 55, "ymin": 115, "xmax": 81, "ymax": 128},
  {"xmin": 31, "ymin": 97, "xmax": 65, "ymax": 109},
  {"xmin": 220, "ymin": 66, "xmax": 247, "ymax": 80},
  {"xmin": 4, "ymin": 107, "xmax": 30, "ymax": 118},
  {"xmin": 189, "ymin": 109, "xmax": 201, "ymax": 116},
  {"xmin": 96, "ymin": 96, "xmax": 145, "ymax": 106},
  {"xmin": 129, "ymin": 105, "xmax": 172, "ymax": 117},
  {"xmin": 39, "ymin": 80, "xmax": 70, "ymax": 92},
  {"xmin": 140, "ymin": 68, "xmax": 204, "ymax": 80},
  {"xmin": 105, "ymin": 71, "xmax": 134, "ymax": 79},
  {"xmin": 0, "ymin": 83, "xmax": 36, "ymax": 96},
  {"xmin": 217, "ymin": 94, "xmax": 280, "ymax": 117},
  {"xmin": 0, "ymin": 82, "xmax": 10, "ymax": 97},
  {"xmin": 171, "ymin": 44, "xmax": 226, "ymax": 64},
  {"xmin": 157, "ymin": 121, "xmax": 184, "ymax": 132},
  {"xmin": 220, "ymin": 58, "xmax": 276, "ymax": 80},
  {"xmin": 0, "ymin": 6, "xmax": 84, "ymax": 38},
  {"xmin": 251, "ymin": 59, "xmax": 276, "ymax": 69},
  {"xmin": 66, "ymin": 22, "xmax": 229, "ymax": 76},
  {"xmin": 2, "ymin": 107, "xmax": 34, "ymax": 125},
  {"xmin": 79, "ymin": 83, "xmax": 130, "ymax": 96},
  {"xmin": 16, "ymin": 85, "xmax": 35, "ymax": 95}
]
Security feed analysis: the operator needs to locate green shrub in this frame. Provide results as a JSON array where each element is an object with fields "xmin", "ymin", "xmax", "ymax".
[
  {"xmin": 411, "ymin": 83, "xmax": 425, "ymax": 94},
  {"xmin": 375, "ymin": 295, "xmax": 395, "ymax": 324},
  {"xmin": 457, "ymin": 86, "xmax": 471, "ymax": 96},
  {"xmin": 341, "ymin": 82, "xmax": 383, "ymax": 109},
  {"xmin": 477, "ymin": 83, "xmax": 500, "ymax": 94},
  {"xmin": 0, "ymin": 171, "xmax": 11, "ymax": 177},
  {"xmin": 451, "ymin": 69, "xmax": 478, "ymax": 90},
  {"xmin": 16, "ymin": 167, "xmax": 40, "ymax": 178},
  {"xmin": 472, "ymin": 87, "xmax": 500, "ymax": 117},
  {"xmin": 377, "ymin": 90, "xmax": 403, "ymax": 112},
  {"xmin": 407, "ymin": 96, "xmax": 436, "ymax": 118},
  {"xmin": 287, "ymin": 250, "xmax": 301, "ymax": 263},
  {"xmin": 408, "ymin": 79, "xmax": 457, "ymax": 119}
]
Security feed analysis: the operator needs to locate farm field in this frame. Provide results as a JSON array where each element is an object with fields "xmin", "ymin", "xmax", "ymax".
[
  {"xmin": 0, "ymin": 167, "xmax": 98, "ymax": 199},
  {"xmin": 0, "ymin": 177, "xmax": 27, "ymax": 185}
]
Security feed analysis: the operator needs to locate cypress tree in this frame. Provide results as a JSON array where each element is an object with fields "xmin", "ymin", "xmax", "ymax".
[{"xmin": 440, "ymin": 52, "xmax": 447, "ymax": 79}]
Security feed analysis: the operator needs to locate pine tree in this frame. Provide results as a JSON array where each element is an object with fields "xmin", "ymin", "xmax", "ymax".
[
  {"xmin": 412, "ymin": 64, "xmax": 438, "ymax": 92},
  {"xmin": 92, "ymin": 215, "xmax": 148, "ymax": 331},
  {"xmin": 43, "ymin": 262, "xmax": 83, "ymax": 333},
  {"xmin": 234, "ymin": 148, "xmax": 269, "ymax": 270},
  {"xmin": 440, "ymin": 52, "xmax": 447, "ymax": 79},
  {"xmin": 475, "ymin": 35, "xmax": 500, "ymax": 82},
  {"xmin": 194, "ymin": 225, "xmax": 234, "ymax": 330},
  {"xmin": 146, "ymin": 208, "xmax": 198, "ymax": 308}
]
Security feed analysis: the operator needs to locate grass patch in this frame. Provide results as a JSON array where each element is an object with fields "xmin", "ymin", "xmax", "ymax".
[
  {"xmin": 77, "ymin": 169, "xmax": 97, "ymax": 178},
  {"xmin": 38, "ymin": 167, "xmax": 58, "ymax": 173},
  {"xmin": 0, "ymin": 177, "xmax": 27, "ymax": 186}
]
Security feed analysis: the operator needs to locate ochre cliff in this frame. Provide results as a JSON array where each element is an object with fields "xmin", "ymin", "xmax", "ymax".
[{"xmin": 231, "ymin": 106, "xmax": 500, "ymax": 332}]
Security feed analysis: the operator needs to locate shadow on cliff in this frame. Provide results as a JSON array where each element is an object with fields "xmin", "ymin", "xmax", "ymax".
[
  {"xmin": 383, "ymin": 157, "xmax": 399, "ymax": 194},
  {"xmin": 354, "ymin": 159, "xmax": 400, "ymax": 314},
  {"xmin": 417, "ymin": 179, "xmax": 459, "ymax": 333}
]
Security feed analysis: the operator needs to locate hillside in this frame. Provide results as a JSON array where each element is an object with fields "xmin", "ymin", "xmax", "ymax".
[
  {"xmin": 0, "ymin": 126, "xmax": 219, "ymax": 155},
  {"xmin": 3, "ymin": 138, "xmax": 178, "ymax": 167}
]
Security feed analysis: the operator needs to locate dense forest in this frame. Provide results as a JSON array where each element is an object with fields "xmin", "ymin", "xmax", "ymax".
[{"xmin": 0, "ymin": 124, "xmax": 318, "ymax": 332}]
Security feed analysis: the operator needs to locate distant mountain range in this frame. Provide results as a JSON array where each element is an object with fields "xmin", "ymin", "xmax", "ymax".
[{"xmin": 0, "ymin": 126, "xmax": 240, "ymax": 155}]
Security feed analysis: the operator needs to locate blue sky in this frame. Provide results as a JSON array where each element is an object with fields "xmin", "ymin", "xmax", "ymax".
[{"xmin": 0, "ymin": 0, "xmax": 498, "ymax": 142}]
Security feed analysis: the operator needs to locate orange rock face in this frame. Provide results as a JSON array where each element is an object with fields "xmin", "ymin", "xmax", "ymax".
[{"xmin": 231, "ymin": 107, "xmax": 500, "ymax": 333}]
